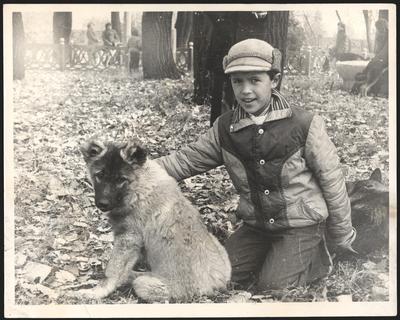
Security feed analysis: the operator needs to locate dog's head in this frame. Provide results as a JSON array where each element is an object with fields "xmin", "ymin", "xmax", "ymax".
[{"xmin": 80, "ymin": 139, "xmax": 147, "ymax": 212}]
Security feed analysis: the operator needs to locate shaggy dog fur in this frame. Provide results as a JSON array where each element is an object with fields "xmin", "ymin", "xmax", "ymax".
[{"xmin": 77, "ymin": 139, "xmax": 231, "ymax": 302}]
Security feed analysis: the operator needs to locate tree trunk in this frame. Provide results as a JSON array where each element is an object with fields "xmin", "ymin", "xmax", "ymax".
[
  {"xmin": 193, "ymin": 12, "xmax": 213, "ymax": 104},
  {"xmin": 13, "ymin": 12, "xmax": 25, "ymax": 80},
  {"xmin": 206, "ymin": 13, "xmax": 236, "ymax": 126},
  {"xmin": 53, "ymin": 12, "xmax": 72, "ymax": 67},
  {"xmin": 123, "ymin": 12, "xmax": 131, "ymax": 44},
  {"xmin": 142, "ymin": 12, "xmax": 182, "ymax": 79},
  {"xmin": 53, "ymin": 12, "xmax": 72, "ymax": 44},
  {"xmin": 175, "ymin": 12, "xmax": 193, "ymax": 48},
  {"xmin": 378, "ymin": 10, "xmax": 388, "ymax": 20},
  {"xmin": 111, "ymin": 12, "xmax": 122, "ymax": 41},
  {"xmin": 193, "ymin": 11, "xmax": 289, "ymax": 126},
  {"xmin": 363, "ymin": 10, "xmax": 373, "ymax": 52},
  {"xmin": 374, "ymin": 13, "xmax": 389, "ymax": 56}
]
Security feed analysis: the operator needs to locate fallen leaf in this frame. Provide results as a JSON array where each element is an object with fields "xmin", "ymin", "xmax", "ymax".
[
  {"xmin": 23, "ymin": 261, "xmax": 52, "ymax": 283},
  {"xmin": 55, "ymin": 270, "xmax": 77, "ymax": 284},
  {"xmin": 60, "ymin": 254, "xmax": 71, "ymax": 261},
  {"xmin": 73, "ymin": 221, "xmax": 89, "ymax": 228},
  {"xmin": 227, "ymin": 291, "xmax": 252, "ymax": 303},
  {"xmin": 15, "ymin": 253, "xmax": 28, "ymax": 268},
  {"xmin": 20, "ymin": 282, "xmax": 58, "ymax": 300},
  {"xmin": 371, "ymin": 286, "xmax": 388, "ymax": 300},
  {"xmin": 99, "ymin": 233, "xmax": 114, "ymax": 242},
  {"xmin": 336, "ymin": 294, "xmax": 353, "ymax": 302},
  {"xmin": 362, "ymin": 261, "xmax": 377, "ymax": 270}
]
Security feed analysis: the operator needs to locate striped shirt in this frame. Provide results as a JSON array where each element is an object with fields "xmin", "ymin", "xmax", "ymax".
[{"xmin": 233, "ymin": 89, "xmax": 292, "ymax": 124}]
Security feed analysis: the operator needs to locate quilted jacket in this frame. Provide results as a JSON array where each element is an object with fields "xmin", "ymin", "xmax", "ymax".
[{"xmin": 155, "ymin": 90, "xmax": 356, "ymax": 247}]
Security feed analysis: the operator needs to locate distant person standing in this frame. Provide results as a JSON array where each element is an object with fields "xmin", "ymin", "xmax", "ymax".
[
  {"xmin": 333, "ymin": 22, "xmax": 352, "ymax": 58},
  {"xmin": 127, "ymin": 27, "xmax": 141, "ymax": 73},
  {"xmin": 86, "ymin": 22, "xmax": 99, "ymax": 45},
  {"xmin": 86, "ymin": 22, "xmax": 100, "ymax": 66}
]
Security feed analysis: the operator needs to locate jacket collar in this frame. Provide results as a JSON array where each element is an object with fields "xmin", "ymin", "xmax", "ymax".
[{"xmin": 229, "ymin": 89, "xmax": 292, "ymax": 132}]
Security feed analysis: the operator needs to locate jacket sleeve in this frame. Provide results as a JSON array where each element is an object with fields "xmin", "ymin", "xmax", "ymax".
[
  {"xmin": 305, "ymin": 115, "xmax": 356, "ymax": 248},
  {"xmin": 154, "ymin": 118, "xmax": 223, "ymax": 181}
]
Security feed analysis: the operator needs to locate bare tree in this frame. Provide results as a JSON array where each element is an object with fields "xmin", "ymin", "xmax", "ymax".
[
  {"xmin": 378, "ymin": 9, "xmax": 388, "ymax": 20},
  {"xmin": 175, "ymin": 12, "xmax": 193, "ymax": 48},
  {"xmin": 142, "ymin": 12, "xmax": 182, "ymax": 79},
  {"xmin": 53, "ymin": 12, "xmax": 72, "ymax": 67},
  {"xmin": 53, "ymin": 12, "xmax": 72, "ymax": 44},
  {"xmin": 13, "ymin": 12, "xmax": 25, "ymax": 80},
  {"xmin": 375, "ymin": 10, "xmax": 388, "ymax": 55},
  {"xmin": 363, "ymin": 10, "xmax": 373, "ymax": 53},
  {"xmin": 111, "ymin": 12, "xmax": 122, "ymax": 41}
]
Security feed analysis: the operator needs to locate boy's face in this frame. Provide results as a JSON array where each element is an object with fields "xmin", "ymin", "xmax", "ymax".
[{"xmin": 230, "ymin": 71, "xmax": 280, "ymax": 114}]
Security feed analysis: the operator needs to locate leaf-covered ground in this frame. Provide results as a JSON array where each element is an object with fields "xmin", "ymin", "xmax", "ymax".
[{"xmin": 12, "ymin": 69, "xmax": 389, "ymax": 304}]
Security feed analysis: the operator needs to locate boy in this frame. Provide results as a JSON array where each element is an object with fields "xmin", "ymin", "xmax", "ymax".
[{"xmin": 156, "ymin": 39, "xmax": 356, "ymax": 291}]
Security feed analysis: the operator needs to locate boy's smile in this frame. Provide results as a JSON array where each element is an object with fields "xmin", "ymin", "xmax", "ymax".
[{"xmin": 230, "ymin": 71, "xmax": 279, "ymax": 115}]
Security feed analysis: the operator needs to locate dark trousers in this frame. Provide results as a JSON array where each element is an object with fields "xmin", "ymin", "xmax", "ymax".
[{"xmin": 224, "ymin": 222, "xmax": 332, "ymax": 291}]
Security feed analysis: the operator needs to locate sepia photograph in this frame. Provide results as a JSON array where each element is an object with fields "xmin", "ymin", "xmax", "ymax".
[{"xmin": 4, "ymin": 3, "xmax": 397, "ymax": 318}]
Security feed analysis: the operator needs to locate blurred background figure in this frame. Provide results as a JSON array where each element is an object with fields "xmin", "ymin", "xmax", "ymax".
[
  {"xmin": 102, "ymin": 22, "xmax": 120, "ymax": 66},
  {"xmin": 329, "ymin": 22, "xmax": 364, "ymax": 62},
  {"xmin": 334, "ymin": 22, "xmax": 352, "ymax": 57},
  {"xmin": 86, "ymin": 22, "xmax": 99, "ymax": 45},
  {"xmin": 86, "ymin": 22, "xmax": 99, "ymax": 66},
  {"xmin": 127, "ymin": 27, "xmax": 141, "ymax": 73},
  {"xmin": 102, "ymin": 22, "xmax": 120, "ymax": 47}
]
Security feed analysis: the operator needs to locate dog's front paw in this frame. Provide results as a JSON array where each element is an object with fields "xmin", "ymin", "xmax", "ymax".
[{"xmin": 75, "ymin": 287, "xmax": 110, "ymax": 300}]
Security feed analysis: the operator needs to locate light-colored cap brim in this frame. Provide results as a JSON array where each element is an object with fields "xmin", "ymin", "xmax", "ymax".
[
  {"xmin": 225, "ymin": 65, "xmax": 272, "ymax": 74},
  {"xmin": 224, "ymin": 56, "xmax": 272, "ymax": 74}
]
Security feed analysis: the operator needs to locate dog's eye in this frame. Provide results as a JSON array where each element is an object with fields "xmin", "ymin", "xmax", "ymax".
[
  {"xmin": 116, "ymin": 177, "xmax": 129, "ymax": 187},
  {"xmin": 94, "ymin": 171, "xmax": 104, "ymax": 182},
  {"xmin": 117, "ymin": 177, "xmax": 128, "ymax": 184}
]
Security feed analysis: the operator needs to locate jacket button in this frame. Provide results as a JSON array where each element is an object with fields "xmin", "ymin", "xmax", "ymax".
[
  {"xmin": 264, "ymin": 189, "xmax": 270, "ymax": 195},
  {"xmin": 258, "ymin": 128, "xmax": 264, "ymax": 135},
  {"xmin": 259, "ymin": 159, "xmax": 265, "ymax": 165},
  {"xmin": 269, "ymin": 218, "xmax": 275, "ymax": 224}
]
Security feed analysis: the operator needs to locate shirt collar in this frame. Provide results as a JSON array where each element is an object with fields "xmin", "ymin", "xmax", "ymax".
[{"xmin": 229, "ymin": 89, "xmax": 292, "ymax": 133}]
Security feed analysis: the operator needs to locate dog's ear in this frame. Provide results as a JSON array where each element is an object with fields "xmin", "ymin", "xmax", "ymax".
[
  {"xmin": 80, "ymin": 140, "xmax": 106, "ymax": 162},
  {"xmin": 120, "ymin": 142, "xmax": 147, "ymax": 166},
  {"xmin": 370, "ymin": 168, "xmax": 382, "ymax": 182}
]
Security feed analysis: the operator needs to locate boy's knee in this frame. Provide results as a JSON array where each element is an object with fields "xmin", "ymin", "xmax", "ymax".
[{"xmin": 256, "ymin": 261, "xmax": 330, "ymax": 291}]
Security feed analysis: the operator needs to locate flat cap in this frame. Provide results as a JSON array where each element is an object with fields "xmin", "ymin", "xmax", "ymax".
[{"xmin": 223, "ymin": 38, "xmax": 281, "ymax": 74}]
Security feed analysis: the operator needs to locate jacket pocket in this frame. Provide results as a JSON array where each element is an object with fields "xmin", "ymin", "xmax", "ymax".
[
  {"xmin": 285, "ymin": 199, "xmax": 324, "ymax": 227},
  {"xmin": 300, "ymin": 199, "xmax": 324, "ymax": 222}
]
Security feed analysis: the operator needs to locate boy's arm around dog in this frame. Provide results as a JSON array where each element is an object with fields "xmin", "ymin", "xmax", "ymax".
[
  {"xmin": 156, "ymin": 113, "xmax": 356, "ymax": 252},
  {"xmin": 155, "ymin": 119, "xmax": 223, "ymax": 181},
  {"xmin": 305, "ymin": 115, "xmax": 356, "ymax": 251}
]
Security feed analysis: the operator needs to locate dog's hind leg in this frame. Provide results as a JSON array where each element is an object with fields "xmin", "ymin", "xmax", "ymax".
[{"xmin": 132, "ymin": 274, "xmax": 170, "ymax": 302}]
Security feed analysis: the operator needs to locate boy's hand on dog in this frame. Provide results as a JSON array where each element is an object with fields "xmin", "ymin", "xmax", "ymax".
[{"xmin": 335, "ymin": 243, "xmax": 359, "ymax": 255}]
